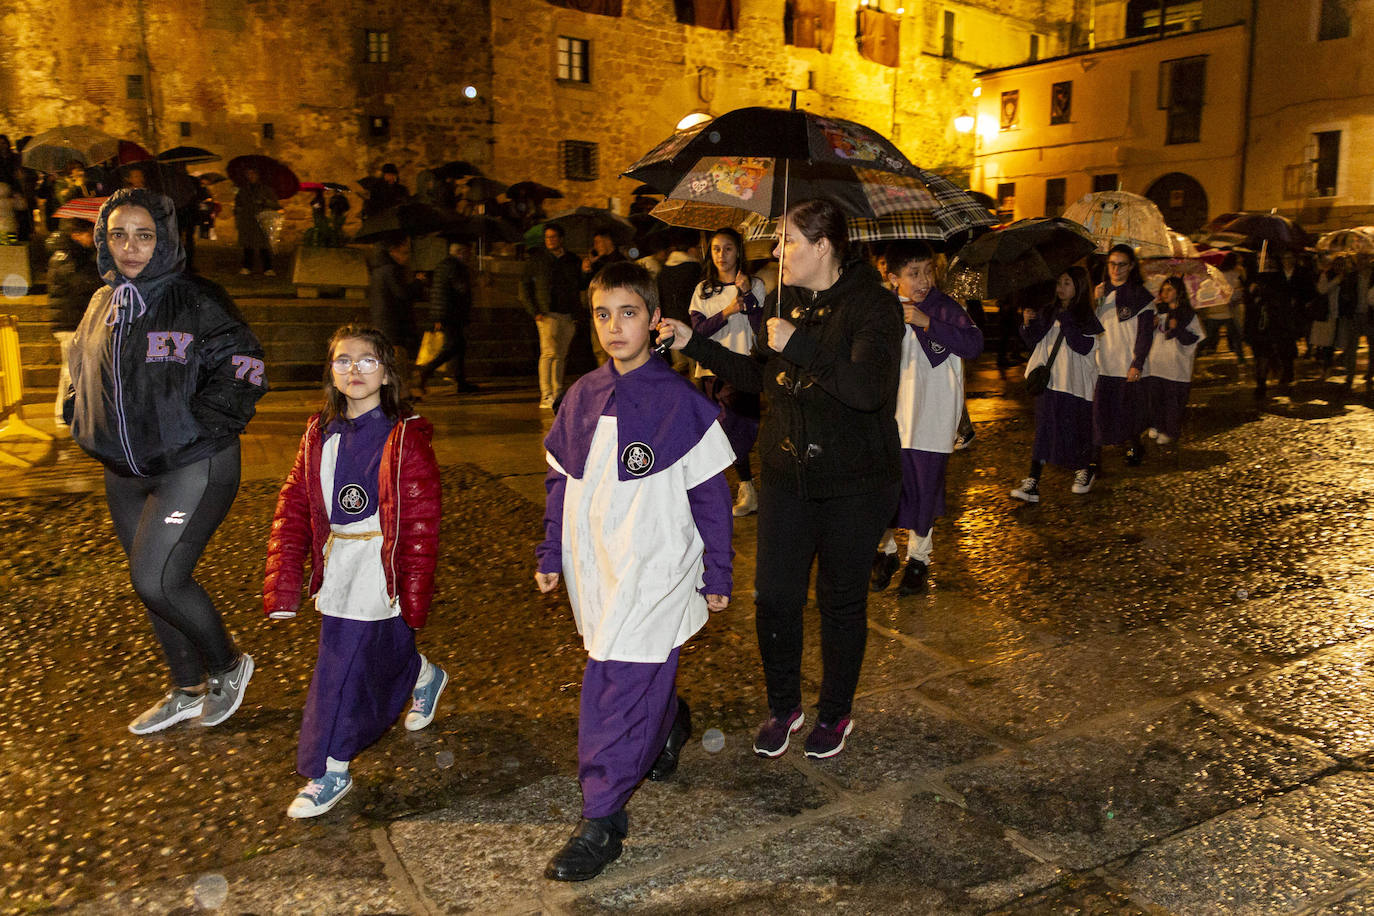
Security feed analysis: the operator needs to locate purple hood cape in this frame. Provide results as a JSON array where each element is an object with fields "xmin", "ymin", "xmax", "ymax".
[
  {"xmin": 545, "ymin": 355, "xmax": 723, "ymax": 481},
  {"xmin": 1105, "ymin": 280, "xmax": 1154, "ymax": 322}
]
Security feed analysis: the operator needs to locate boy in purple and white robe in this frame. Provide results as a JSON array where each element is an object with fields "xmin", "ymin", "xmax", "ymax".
[
  {"xmin": 872, "ymin": 243, "xmax": 983, "ymax": 596},
  {"xmin": 536, "ymin": 262, "xmax": 734, "ymax": 881}
]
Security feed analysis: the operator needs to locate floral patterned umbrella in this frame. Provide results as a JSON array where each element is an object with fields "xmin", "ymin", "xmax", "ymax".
[
  {"xmin": 1062, "ymin": 191, "xmax": 1173, "ymax": 258},
  {"xmin": 1140, "ymin": 258, "xmax": 1234, "ymax": 310},
  {"xmin": 1315, "ymin": 226, "xmax": 1374, "ymax": 255}
]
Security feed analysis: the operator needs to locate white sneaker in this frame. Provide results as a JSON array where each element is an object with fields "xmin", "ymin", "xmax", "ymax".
[
  {"xmin": 1010, "ymin": 477, "xmax": 1040, "ymax": 503},
  {"xmin": 1155, "ymin": 432, "xmax": 1173, "ymax": 445},
  {"xmin": 128, "ymin": 689, "xmax": 204, "ymax": 735},
  {"xmin": 1146, "ymin": 428, "xmax": 1158, "ymax": 439},
  {"xmin": 1072, "ymin": 469, "xmax": 1095, "ymax": 494},
  {"xmin": 539, "ymin": 395, "xmax": 554, "ymax": 409},
  {"xmin": 732, "ymin": 481, "xmax": 758, "ymax": 517},
  {"xmin": 238, "ymin": 268, "xmax": 251, "ymax": 276}
]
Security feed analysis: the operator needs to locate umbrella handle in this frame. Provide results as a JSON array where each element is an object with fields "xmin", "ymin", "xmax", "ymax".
[{"xmin": 777, "ymin": 158, "xmax": 790, "ymax": 322}]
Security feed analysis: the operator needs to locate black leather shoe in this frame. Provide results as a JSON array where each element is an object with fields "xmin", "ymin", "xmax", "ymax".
[
  {"xmin": 870, "ymin": 551, "xmax": 900, "ymax": 591},
  {"xmin": 544, "ymin": 817, "xmax": 625, "ymax": 881},
  {"xmin": 648, "ymin": 697, "xmax": 691, "ymax": 781},
  {"xmin": 897, "ymin": 559, "xmax": 929, "ymax": 596}
]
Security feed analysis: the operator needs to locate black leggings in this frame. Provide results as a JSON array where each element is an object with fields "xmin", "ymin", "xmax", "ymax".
[
  {"xmin": 754, "ymin": 480, "xmax": 900, "ymax": 723},
  {"xmin": 105, "ymin": 442, "xmax": 243, "ymax": 688}
]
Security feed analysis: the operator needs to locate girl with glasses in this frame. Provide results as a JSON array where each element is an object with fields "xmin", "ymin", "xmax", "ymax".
[
  {"xmin": 263, "ymin": 324, "xmax": 447, "ymax": 818},
  {"xmin": 1091, "ymin": 243, "xmax": 1155, "ymax": 471}
]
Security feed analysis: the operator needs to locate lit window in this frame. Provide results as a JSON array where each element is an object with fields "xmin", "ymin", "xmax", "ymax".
[
  {"xmin": 1313, "ymin": 130, "xmax": 1340, "ymax": 197},
  {"xmin": 366, "ymin": 30, "xmax": 391, "ymax": 63},
  {"xmin": 557, "ymin": 36, "xmax": 590, "ymax": 84}
]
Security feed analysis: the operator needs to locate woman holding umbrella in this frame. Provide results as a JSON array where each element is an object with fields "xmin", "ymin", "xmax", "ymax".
[
  {"xmin": 1091, "ymin": 244, "xmax": 1155, "ymax": 471},
  {"xmin": 234, "ymin": 167, "xmax": 281, "ymax": 275},
  {"xmin": 657, "ymin": 198, "xmax": 904, "ymax": 760},
  {"xmin": 65, "ymin": 188, "xmax": 268, "ymax": 733}
]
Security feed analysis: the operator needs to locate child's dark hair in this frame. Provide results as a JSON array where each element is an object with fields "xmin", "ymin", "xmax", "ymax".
[
  {"xmin": 885, "ymin": 240, "xmax": 936, "ymax": 276},
  {"xmin": 701, "ymin": 227, "xmax": 745, "ymax": 298},
  {"xmin": 589, "ymin": 260, "xmax": 660, "ymax": 313},
  {"xmin": 1160, "ymin": 275, "xmax": 1195, "ymax": 326},
  {"xmin": 1107, "ymin": 243, "xmax": 1145, "ymax": 285},
  {"xmin": 1057, "ymin": 265, "xmax": 1096, "ymax": 325},
  {"xmin": 319, "ymin": 324, "xmax": 412, "ymax": 427}
]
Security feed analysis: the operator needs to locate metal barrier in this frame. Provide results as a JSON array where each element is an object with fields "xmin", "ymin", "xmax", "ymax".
[{"xmin": 0, "ymin": 315, "xmax": 53, "ymax": 467}]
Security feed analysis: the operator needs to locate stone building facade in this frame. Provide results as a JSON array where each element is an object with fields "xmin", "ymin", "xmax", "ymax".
[{"xmin": 2, "ymin": 0, "xmax": 1077, "ymax": 232}]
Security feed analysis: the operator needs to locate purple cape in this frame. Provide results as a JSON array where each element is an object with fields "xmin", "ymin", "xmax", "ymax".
[{"xmin": 544, "ymin": 355, "xmax": 723, "ymax": 481}]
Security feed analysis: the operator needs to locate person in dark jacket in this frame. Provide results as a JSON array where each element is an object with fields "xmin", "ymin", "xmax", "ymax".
[
  {"xmin": 656, "ymin": 228, "xmax": 703, "ymax": 376},
  {"xmin": 66, "ymin": 188, "xmax": 268, "ymax": 735},
  {"xmin": 47, "ymin": 217, "xmax": 101, "ymax": 426},
  {"xmin": 362, "ymin": 163, "xmax": 409, "ymax": 219},
  {"xmin": 657, "ymin": 198, "xmax": 904, "ymax": 761},
  {"xmin": 234, "ymin": 168, "xmax": 281, "ymax": 275},
  {"xmin": 367, "ymin": 237, "xmax": 424, "ymax": 376},
  {"xmin": 416, "ymin": 242, "xmax": 479, "ymax": 394},
  {"xmin": 1247, "ymin": 261, "xmax": 1306, "ymax": 398},
  {"xmin": 520, "ymin": 224, "xmax": 583, "ymax": 407}
]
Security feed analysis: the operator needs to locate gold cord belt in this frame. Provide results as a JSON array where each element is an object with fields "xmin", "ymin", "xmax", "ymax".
[{"xmin": 323, "ymin": 529, "xmax": 383, "ymax": 565}]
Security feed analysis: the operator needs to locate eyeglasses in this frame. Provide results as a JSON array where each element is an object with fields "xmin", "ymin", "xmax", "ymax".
[{"xmin": 331, "ymin": 356, "xmax": 381, "ymax": 374}]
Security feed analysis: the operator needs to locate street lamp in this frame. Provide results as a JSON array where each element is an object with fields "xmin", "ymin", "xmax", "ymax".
[
  {"xmin": 676, "ymin": 110, "xmax": 712, "ymax": 131},
  {"xmin": 954, "ymin": 110, "xmax": 975, "ymax": 133}
]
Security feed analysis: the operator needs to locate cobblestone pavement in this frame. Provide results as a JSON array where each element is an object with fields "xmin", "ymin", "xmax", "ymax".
[{"xmin": 1, "ymin": 353, "xmax": 1373, "ymax": 914}]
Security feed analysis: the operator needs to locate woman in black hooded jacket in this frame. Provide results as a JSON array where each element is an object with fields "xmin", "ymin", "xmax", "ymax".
[
  {"xmin": 66, "ymin": 188, "xmax": 268, "ymax": 735},
  {"xmin": 658, "ymin": 198, "xmax": 904, "ymax": 761}
]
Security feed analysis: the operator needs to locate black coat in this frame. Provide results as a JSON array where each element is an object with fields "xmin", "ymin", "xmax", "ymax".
[
  {"xmin": 657, "ymin": 258, "xmax": 702, "ymax": 324},
  {"xmin": 684, "ymin": 262, "xmax": 903, "ymax": 499},
  {"xmin": 428, "ymin": 255, "xmax": 472, "ymax": 329},
  {"xmin": 46, "ymin": 236, "xmax": 101, "ymax": 332},
  {"xmin": 367, "ymin": 251, "xmax": 423, "ymax": 353}
]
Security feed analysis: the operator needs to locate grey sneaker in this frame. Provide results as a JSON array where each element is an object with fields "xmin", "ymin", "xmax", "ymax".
[
  {"xmin": 129, "ymin": 689, "xmax": 204, "ymax": 735},
  {"xmin": 201, "ymin": 653, "xmax": 254, "ymax": 727}
]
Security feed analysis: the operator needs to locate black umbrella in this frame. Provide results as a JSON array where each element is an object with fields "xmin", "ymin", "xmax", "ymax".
[
  {"xmin": 442, "ymin": 214, "xmax": 521, "ymax": 244},
  {"xmin": 354, "ymin": 202, "xmax": 453, "ymax": 243},
  {"xmin": 464, "ymin": 177, "xmax": 508, "ymax": 201},
  {"xmin": 625, "ymin": 105, "xmax": 992, "ymax": 233},
  {"xmin": 433, "ymin": 160, "xmax": 482, "ymax": 181},
  {"xmin": 945, "ymin": 217, "xmax": 1098, "ymax": 300},
  {"xmin": 157, "ymin": 146, "xmax": 220, "ymax": 165},
  {"xmin": 506, "ymin": 181, "xmax": 563, "ymax": 201},
  {"xmin": 1218, "ymin": 212, "xmax": 1311, "ymax": 253},
  {"xmin": 631, "ymin": 184, "xmax": 662, "ymax": 197},
  {"xmin": 543, "ymin": 206, "xmax": 636, "ymax": 250},
  {"xmin": 228, "ymin": 154, "xmax": 300, "ymax": 199}
]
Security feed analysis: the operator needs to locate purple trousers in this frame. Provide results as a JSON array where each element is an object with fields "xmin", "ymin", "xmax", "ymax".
[
  {"xmin": 893, "ymin": 448, "xmax": 948, "ymax": 537},
  {"xmin": 578, "ymin": 646, "xmax": 681, "ymax": 819},
  {"xmin": 297, "ymin": 614, "xmax": 421, "ymax": 778}
]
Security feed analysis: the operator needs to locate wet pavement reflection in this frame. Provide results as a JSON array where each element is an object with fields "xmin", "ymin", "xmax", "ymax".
[{"xmin": 1, "ymin": 356, "xmax": 1373, "ymax": 912}]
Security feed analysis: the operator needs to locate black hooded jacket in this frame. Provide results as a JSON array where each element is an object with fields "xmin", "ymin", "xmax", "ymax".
[
  {"xmin": 684, "ymin": 261, "xmax": 903, "ymax": 499},
  {"xmin": 46, "ymin": 233, "xmax": 101, "ymax": 331},
  {"xmin": 66, "ymin": 188, "xmax": 268, "ymax": 477}
]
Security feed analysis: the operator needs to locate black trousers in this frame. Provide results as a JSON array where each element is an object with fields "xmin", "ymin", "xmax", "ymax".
[
  {"xmin": 754, "ymin": 479, "xmax": 900, "ymax": 723},
  {"xmin": 241, "ymin": 247, "xmax": 273, "ymax": 272},
  {"xmin": 419, "ymin": 324, "xmax": 469, "ymax": 385},
  {"xmin": 105, "ymin": 442, "xmax": 242, "ymax": 687}
]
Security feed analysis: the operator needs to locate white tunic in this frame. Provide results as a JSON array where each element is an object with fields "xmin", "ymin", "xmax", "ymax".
[
  {"xmin": 549, "ymin": 415, "xmax": 734, "ymax": 663},
  {"xmin": 1095, "ymin": 291, "xmax": 1155, "ymax": 379},
  {"xmin": 690, "ymin": 279, "xmax": 766, "ymax": 378},
  {"xmin": 313, "ymin": 434, "xmax": 396, "ymax": 622},
  {"xmin": 1143, "ymin": 314, "xmax": 1205, "ymax": 383},
  {"xmin": 1025, "ymin": 318, "xmax": 1099, "ymax": 401},
  {"xmin": 895, "ymin": 325, "xmax": 963, "ymax": 453}
]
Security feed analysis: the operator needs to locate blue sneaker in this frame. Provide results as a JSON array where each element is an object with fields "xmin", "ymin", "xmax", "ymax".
[
  {"xmin": 405, "ymin": 664, "xmax": 448, "ymax": 731},
  {"xmin": 286, "ymin": 772, "xmax": 352, "ymax": 819}
]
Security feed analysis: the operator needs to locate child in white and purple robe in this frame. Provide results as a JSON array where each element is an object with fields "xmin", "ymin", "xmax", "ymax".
[
  {"xmin": 1143, "ymin": 276, "xmax": 1204, "ymax": 445},
  {"xmin": 535, "ymin": 262, "xmax": 734, "ymax": 882},
  {"xmin": 1011, "ymin": 266, "xmax": 1104, "ymax": 503},
  {"xmin": 871, "ymin": 242, "xmax": 983, "ymax": 596},
  {"xmin": 1092, "ymin": 244, "xmax": 1156, "ymax": 470}
]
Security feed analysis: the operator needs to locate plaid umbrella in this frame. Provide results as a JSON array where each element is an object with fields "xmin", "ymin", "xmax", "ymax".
[{"xmin": 1062, "ymin": 191, "xmax": 1173, "ymax": 258}]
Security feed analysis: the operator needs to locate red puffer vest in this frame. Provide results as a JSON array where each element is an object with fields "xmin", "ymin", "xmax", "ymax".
[{"xmin": 263, "ymin": 413, "xmax": 441, "ymax": 628}]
